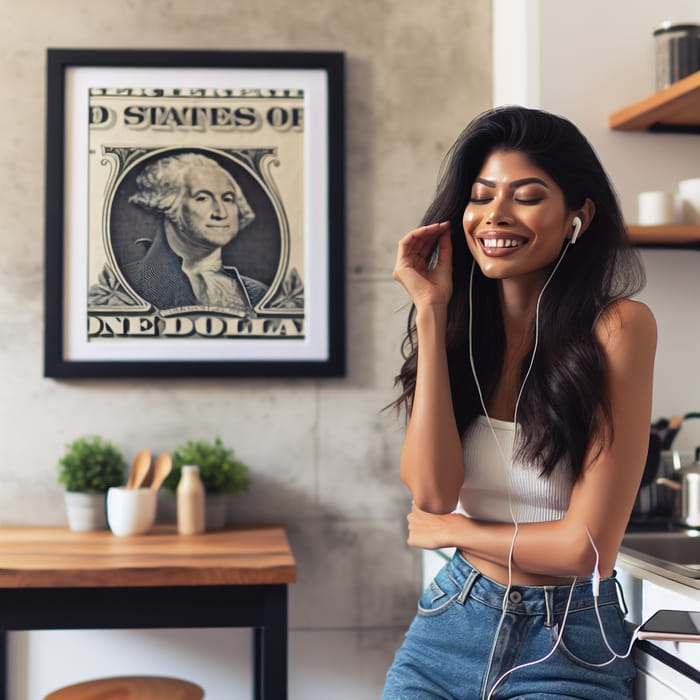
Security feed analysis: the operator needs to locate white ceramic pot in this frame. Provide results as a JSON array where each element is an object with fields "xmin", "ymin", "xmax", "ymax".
[
  {"xmin": 64, "ymin": 491, "xmax": 108, "ymax": 532},
  {"xmin": 106, "ymin": 487, "xmax": 158, "ymax": 536}
]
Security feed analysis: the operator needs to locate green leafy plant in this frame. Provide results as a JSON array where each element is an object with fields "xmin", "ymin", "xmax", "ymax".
[
  {"xmin": 164, "ymin": 437, "xmax": 251, "ymax": 495},
  {"xmin": 57, "ymin": 436, "xmax": 126, "ymax": 493}
]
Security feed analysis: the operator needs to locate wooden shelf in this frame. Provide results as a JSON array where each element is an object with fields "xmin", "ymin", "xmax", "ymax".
[
  {"xmin": 609, "ymin": 71, "xmax": 700, "ymax": 132},
  {"xmin": 610, "ymin": 73, "xmax": 700, "ymax": 246},
  {"xmin": 627, "ymin": 225, "xmax": 700, "ymax": 246}
]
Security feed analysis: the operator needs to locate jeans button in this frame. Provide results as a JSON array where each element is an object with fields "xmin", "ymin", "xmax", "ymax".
[{"xmin": 509, "ymin": 590, "xmax": 522, "ymax": 603}]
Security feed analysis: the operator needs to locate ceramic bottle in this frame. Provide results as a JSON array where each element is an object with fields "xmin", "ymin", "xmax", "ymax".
[{"xmin": 177, "ymin": 465, "xmax": 205, "ymax": 535}]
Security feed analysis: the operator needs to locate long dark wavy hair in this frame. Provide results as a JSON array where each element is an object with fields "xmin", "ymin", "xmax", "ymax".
[{"xmin": 393, "ymin": 106, "xmax": 645, "ymax": 481}]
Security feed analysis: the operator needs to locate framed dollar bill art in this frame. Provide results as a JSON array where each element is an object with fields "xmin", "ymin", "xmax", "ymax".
[{"xmin": 44, "ymin": 49, "xmax": 345, "ymax": 378}]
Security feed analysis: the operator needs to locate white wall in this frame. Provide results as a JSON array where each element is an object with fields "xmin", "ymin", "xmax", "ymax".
[
  {"xmin": 0, "ymin": 1, "xmax": 492, "ymax": 697},
  {"xmin": 494, "ymin": 0, "xmax": 700, "ymax": 426}
]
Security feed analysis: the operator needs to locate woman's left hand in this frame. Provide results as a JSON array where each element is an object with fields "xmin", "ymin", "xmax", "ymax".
[{"xmin": 406, "ymin": 502, "xmax": 458, "ymax": 550}]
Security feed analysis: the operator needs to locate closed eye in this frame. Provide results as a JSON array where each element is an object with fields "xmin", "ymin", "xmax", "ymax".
[
  {"xmin": 469, "ymin": 196, "xmax": 542, "ymax": 205},
  {"xmin": 515, "ymin": 197, "xmax": 543, "ymax": 205}
]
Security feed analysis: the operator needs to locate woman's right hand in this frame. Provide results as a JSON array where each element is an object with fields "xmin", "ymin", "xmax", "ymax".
[{"xmin": 392, "ymin": 221, "xmax": 453, "ymax": 308}]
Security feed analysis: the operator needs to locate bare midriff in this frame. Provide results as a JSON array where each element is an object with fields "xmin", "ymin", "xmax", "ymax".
[{"xmin": 458, "ymin": 549, "xmax": 583, "ymax": 588}]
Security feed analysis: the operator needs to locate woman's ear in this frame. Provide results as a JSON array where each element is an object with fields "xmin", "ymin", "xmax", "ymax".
[{"xmin": 569, "ymin": 198, "xmax": 595, "ymax": 244}]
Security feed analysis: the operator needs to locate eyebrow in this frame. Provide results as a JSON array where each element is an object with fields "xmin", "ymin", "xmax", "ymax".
[{"xmin": 474, "ymin": 177, "xmax": 550, "ymax": 189}]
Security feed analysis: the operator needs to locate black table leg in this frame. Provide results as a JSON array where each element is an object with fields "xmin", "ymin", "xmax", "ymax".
[
  {"xmin": 253, "ymin": 627, "xmax": 262, "ymax": 700},
  {"xmin": 255, "ymin": 585, "xmax": 288, "ymax": 700}
]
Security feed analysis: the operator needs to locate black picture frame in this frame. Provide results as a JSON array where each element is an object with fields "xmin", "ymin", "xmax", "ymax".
[{"xmin": 44, "ymin": 49, "xmax": 345, "ymax": 378}]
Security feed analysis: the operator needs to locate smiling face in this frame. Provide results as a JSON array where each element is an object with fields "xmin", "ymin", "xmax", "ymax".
[
  {"xmin": 180, "ymin": 165, "xmax": 241, "ymax": 248},
  {"xmin": 463, "ymin": 149, "xmax": 574, "ymax": 282}
]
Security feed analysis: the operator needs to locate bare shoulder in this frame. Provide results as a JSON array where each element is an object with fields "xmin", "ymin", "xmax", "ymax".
[{"xmin": 594, "ymin": 298, "xmax": 657, "ymax": 357}]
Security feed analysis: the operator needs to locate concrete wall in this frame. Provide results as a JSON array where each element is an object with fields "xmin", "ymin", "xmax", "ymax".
[{"xmin": 0, "ymin": 0, "xmax": 491, "ymax": 697}]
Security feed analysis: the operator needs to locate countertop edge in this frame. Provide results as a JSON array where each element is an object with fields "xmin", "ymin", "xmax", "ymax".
[{"xmin": 616, "ymin": 553, "xmax": 700, "ymax": 592}]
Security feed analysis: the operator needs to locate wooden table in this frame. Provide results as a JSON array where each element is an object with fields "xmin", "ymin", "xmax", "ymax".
[{"xmin": 0, "ymin": 525, "xmax": 296, "ymax": 700}]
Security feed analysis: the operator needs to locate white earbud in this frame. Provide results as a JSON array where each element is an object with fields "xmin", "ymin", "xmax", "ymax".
[{"xmin": 571, "ymin": 216, "xmax": 582, "ymax": 245}]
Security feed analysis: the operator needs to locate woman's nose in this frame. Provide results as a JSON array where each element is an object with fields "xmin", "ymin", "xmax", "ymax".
[{"xmin": 485, "ymin": 197, "xmax": 514, "ymax": 226}]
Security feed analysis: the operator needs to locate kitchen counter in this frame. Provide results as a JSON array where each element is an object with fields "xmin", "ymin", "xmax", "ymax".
[{"xmin": 617, "ymin": 549, "xmax": 700, "ymax": 591}]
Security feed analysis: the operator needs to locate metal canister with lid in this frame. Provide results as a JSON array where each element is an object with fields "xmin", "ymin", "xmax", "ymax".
[{"xmin": 654, "ymin": 22, "xmax": 700, "ymax": 90}]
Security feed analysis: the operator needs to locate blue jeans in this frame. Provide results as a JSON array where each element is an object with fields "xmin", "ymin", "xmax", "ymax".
[{"xmin": 383, "ymin": 551, "xmax": 635, "ymax": 699}]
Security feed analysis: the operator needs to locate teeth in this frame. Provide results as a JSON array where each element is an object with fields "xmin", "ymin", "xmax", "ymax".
[{"xmin": 482, "ymin": 238, "xmax": 524, "ymax": 248}]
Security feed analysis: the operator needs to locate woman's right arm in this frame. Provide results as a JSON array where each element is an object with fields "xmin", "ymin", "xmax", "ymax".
[{"xmin": 393, "ymin": 222, "xmax": 466, "ymax": 513}]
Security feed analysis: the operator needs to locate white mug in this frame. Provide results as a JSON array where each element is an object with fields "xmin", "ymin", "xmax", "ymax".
[
  {"xmin": 106, "ymin": 487, "xmax": 158, "ymax": 536},
  {"xmin": 637, "ymin": 191, "xmax": 677, "ymax": 226}
]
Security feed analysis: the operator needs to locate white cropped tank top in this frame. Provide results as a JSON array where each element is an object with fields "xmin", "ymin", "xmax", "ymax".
[{"xmin": 456, "ymin": 416, "xmax": 572, "ymax": 523}]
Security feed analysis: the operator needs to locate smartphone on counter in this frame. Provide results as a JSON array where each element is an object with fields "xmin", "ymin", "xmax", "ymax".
[{"xmin": 637, "ymin": 609, "xmax": 700, "ymax": 642}]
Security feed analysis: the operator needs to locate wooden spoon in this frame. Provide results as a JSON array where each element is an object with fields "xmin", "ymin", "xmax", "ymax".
[
  {"xmin": 126, "ymin": 448, "xmax": 152, "ymax": 489},
  {"xmin": 150, "ymin": 452, "xmax": 173, "ymax": 491}
]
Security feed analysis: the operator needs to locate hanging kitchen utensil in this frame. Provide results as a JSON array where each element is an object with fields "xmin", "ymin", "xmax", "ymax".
[
  {"xmin": 661, "ymin": 414, "xmax": 684, "ymax": 450},
  {"xmin": 641, "ymin": 432, "xmax": 662, "ymax": 487}
]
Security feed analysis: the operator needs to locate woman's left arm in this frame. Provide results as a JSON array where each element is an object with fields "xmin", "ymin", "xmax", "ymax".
[{"xmin": 407, "ymin": 299, "xmax": 658, "ymax": 579}]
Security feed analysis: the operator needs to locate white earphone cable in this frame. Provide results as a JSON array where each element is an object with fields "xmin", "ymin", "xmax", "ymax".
[{"xmin": 586, "ymin": 527, "xmax": 642, "ymax": 666}]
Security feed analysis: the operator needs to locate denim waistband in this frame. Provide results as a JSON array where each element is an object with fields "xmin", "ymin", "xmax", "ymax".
[{"xmin": 447, "ymin": 550, "xmax": 626, "ymax": 619}]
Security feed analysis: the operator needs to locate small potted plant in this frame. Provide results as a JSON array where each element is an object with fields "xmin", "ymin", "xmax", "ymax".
[
  {"xmin": 164, "ymin": 437, "xmax": 251, "ymax": 530},
  {"xmin": 57, "ymin": 436, "xmax": 126, "ymax": 531}
]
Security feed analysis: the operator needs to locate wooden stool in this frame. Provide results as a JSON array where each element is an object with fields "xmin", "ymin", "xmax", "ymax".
[{"xmin": 44, "ymin": 676, "xmax": 204, "ymax": 699}]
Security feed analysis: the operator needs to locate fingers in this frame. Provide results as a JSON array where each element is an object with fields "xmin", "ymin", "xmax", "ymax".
[
  {"xmin": 395, "ymin": 221, "xmax": 451, "ymax": 276},
  {"xmin": 399, "ymin": 221, "xmax": 450, "ymax": 259}
]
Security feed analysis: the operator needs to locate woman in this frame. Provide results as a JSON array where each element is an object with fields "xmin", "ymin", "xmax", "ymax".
[{"xmin": 383, "ymin": 107, "xmax": 656, "ymax": 699}]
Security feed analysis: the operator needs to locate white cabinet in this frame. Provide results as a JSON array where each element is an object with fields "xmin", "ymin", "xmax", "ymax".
[{"xmin": 633, "ymin": 643, "xmax": 700, "ymax": 699}]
